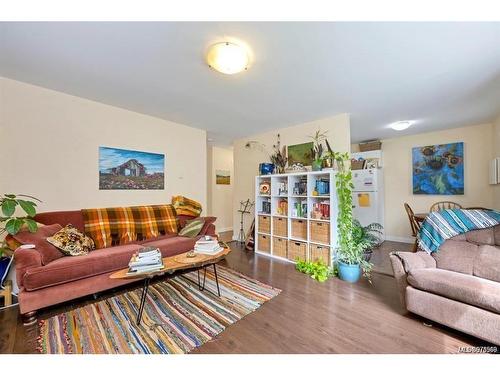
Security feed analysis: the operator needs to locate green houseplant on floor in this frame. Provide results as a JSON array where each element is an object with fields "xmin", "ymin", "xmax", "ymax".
[{"xmin": 334, "ymin": 153, "xmax": 372, "ymax": 282}]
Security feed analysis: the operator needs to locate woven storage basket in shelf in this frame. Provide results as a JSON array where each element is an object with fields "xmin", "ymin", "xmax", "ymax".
[
  {"xmin": 258, "ymin": 234, "xmax": 271, "ymax": 253},
  {"xmin": 273, "ymin": 217, "xmax": 288, "ymax": 237},
  {"xmin": 358, "ymin": 140, "xmax": 382, "ymax": 152},
  {"xmin": 309, "ymin": 244, "xmax": 331, "ymax": 265},
  {"xmin": 310, "ymin": 221, "xmax": 330, "ymax": 244},
  {"xmin": 291, "ymin": 219, "xmax": 307, "ymax": 240},
  {"xmin": 287, "ymin": 240, "xmax": 307, "ymax": 262},
  {"xmin": 258, "ymin": 215, "xmax": 271, "ymax": 233},
  {"xmin": 273, "ymin": 237, "xmax": 288, "ymax": 258}
]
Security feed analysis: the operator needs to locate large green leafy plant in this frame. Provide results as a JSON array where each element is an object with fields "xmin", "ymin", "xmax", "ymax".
[
  {"xmin": 0, "ymin": 194, "xmax": 41, "ymax": 236},
  {"xmin": 334, "ymin": 153, "xmax": 372, "ymax": 279}
]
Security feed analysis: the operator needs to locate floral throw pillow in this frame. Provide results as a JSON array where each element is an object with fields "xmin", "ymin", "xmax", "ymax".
[{"xmin": 46, "ymin": 224, "xmax": 95, "ymax": 256}]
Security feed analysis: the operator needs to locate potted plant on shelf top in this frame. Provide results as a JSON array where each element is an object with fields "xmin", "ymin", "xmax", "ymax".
[
  {"xmin": 309, "ymin": 129, "xmax": 328, "ymax": 171},
  {"xmin": 334, "ymin": 152, "xmax": 373, "ymax": 282},
  {"xmin": 270, "ymin": 134, "xmax": 288, "ymax": 174}
]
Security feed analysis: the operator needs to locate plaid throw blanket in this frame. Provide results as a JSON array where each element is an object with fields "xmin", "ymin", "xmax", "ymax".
[
  {"xmin": 172, "ymin": 195, "xmax": 202, "ymax": 218},
  {"xmin": 417, "ymin": 209, "xmax": 500, "ymax": 253},
  {"xmin": 82, "ymin": 205, "xmax": 178, "ymax": 249}
]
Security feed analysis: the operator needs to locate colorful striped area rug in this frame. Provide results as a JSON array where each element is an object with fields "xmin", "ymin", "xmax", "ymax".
[{"xmin": 38, "ymin": 266, "xmax": 280, "ymax": 354}]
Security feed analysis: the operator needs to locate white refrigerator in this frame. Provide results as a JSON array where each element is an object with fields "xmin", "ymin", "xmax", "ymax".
[{"xmin": 351, "ymin": 169, "xmax": 385, "ymax": 239}]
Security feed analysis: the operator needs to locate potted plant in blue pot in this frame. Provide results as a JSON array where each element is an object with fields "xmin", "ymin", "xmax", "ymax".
[{"xmin": 334, "ymin": 153, "xmax": 372, "ymax": 282}]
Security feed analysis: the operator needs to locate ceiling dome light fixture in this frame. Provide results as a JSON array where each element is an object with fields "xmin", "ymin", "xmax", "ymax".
[
  {"xmin": 390, "ymin": 121, "xmax": 412, "ymax": 131},
  {"xmin": 206, "ymin": 41, "xmax": 249, "ymax": 75}
]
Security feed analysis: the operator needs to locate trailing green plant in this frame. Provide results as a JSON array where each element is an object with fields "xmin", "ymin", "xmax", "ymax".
[
  {"xmin": 296, "ymin": 259, "xmax": 336, "ymax": 282},
  {"xmin": 334, "ymin": 153, "xmax": 373, "ymax": 279},
  {"xmin": 309, "ymin": 129, "xmax": 328, "ymax": 161},
  {"xmin": 352, "ymin": 219, "xmax": 383, "ymax": 250},
  {"xmin": 0, "ymin": 194, "xmax": 42, "ymax": 236}
]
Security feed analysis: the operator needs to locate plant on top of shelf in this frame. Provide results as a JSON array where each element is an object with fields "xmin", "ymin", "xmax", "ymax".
[
  {"xmin": 322, "ymin": 139, "xmax": 336, "ymax": 169},
  {"xmin": 334, "ymin": 152, "xmax": 373, "ymax": 283},
  {"xmin": 309, "ymin": 129, "xmax": 328, "ymax": 171},
  {"xmin": 0, "ymin": 193, "xmax": 42, "ymax": 257},
  {"xmin": 270, "ymin": 134, "xmax": 288, "ymax": 174}
]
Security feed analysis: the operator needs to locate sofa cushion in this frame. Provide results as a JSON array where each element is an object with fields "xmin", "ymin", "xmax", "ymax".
[
  {"xmin": 35, "ymin": 210, "xmax": 85, "ymax": 232},
  {"xmin": 431, "ymin": 239, "xmax": 479, "ymax": 275},
  {"xmin": 465, "ymin": 227, "xmax": 495, "ymax": 245},
  {"xmin": 179, "ymin": 218, "xmax": 205, "ymax": 238},
  {"xmin": 23, "ymin": 243, "xmax": 144, "ymax": 291},
  {"xmin": 47, "ymin": 224, "xmax": 95, "ymax": 256},
  {"xmin": 13, "ymin": 224, "xmax": 64, "ymax": 265},
  {"xmin": 142, "ymin": 236, "xmax": 198, "ymax": 258},
  {"xmin": 407, "ymin": 268, "xmax": 500, "ymax": 314},
  {"xmin": 495, "ymin": 225, "xmax": 500, "ymax": 246},
  {"xmin": 474, "ymin": 245, "xmax": 500, "ymax": 283}
]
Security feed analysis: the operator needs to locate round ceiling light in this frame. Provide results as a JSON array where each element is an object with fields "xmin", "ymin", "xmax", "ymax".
[
  {"xmin": 390, "ymin": 121, "xmax": 412, "ymax": 131},
  {"xmin": 206, "ymin": 42, "xmax": 249, "ymax": 75}
]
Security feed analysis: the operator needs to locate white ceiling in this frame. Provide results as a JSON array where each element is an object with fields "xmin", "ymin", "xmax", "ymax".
[{"xmin": 1, "ymin": 22, "xmax": 499, "ymax": 145}]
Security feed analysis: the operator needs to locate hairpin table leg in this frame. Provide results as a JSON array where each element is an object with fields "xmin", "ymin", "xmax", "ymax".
[
  {"xmin": 136, "ymin": 277, "xmax": 151, "ymax": 325},
  {"xmin": 197, "ymin": 267, "xmax": 207, "ymax": 291},
  {"xmin": 213, "ymin": 264, "xmax": 221, "ymax": 297}
]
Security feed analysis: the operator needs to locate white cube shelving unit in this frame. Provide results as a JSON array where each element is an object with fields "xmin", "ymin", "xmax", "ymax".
[{"xmin": 254, "ymin": 170, "xmax": 339, "ymax": 265}]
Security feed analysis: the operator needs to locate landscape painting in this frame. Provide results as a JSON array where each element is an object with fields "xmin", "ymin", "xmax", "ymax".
[
  {"xmin": 288, "ymin": 142, "xmax": 314, "ymax": 166},
  {"xmin": 216, "ymin": 170, "xmax": 231, "ymax": 185},
  {"xmin": 412, "ymin": 142, "xmax": 464, "ymax": 195},
  {"xmin": 99, "ymin": 147, "xmax": 165, "ymax": 190}
]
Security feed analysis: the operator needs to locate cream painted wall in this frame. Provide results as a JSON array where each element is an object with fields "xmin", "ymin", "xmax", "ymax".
[
  {"xmin": 494, "ymin": 115, "xmax": 500, "ymax": 210},
  {"xmin": 353, "ymin": 123, "xmax": 495, "ymax": 241},
  {"xmin": 207, "ymin": 146, "xmax": 234, "ymax": 232},
  {"xmin": 0, "ymin": 78, "xmax": 207, "ymax": 213},
  {"xmin": 232, "ymin": 113, "xmax": 351, "ymax": 238}
]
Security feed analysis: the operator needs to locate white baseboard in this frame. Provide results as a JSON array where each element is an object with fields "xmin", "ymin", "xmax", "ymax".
[
  {"xmin": 385, "ymin": 235, "xmax": 414, "ymax": 244},
  {"xmin": 216, "ymin": 227, "xmax": 233, "ymax": 233}
]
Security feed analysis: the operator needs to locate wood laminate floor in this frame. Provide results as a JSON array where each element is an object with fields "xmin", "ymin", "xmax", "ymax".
[{"xmin": 0, "ymin": 241, "xmax": 489, "ymax": 354}]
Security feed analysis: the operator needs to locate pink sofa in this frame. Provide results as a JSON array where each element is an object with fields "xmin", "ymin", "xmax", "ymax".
[
  {"xmin": 13, "ymin": 209, "xmax": 216, "ymax": 324},
  {"xmin": 390, "ymin": 225, "xmax": 500, "ymax": 345}
]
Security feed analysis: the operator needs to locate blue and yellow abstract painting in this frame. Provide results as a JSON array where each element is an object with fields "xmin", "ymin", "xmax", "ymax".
[{"xmin": 412, "ymin": 142, "xmax": 464, "ymax": 195}]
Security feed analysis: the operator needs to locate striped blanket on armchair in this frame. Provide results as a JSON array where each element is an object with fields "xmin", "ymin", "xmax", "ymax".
[{"xmin": 417, "ymin": 209, "xmax": 500, "ymax": 253}]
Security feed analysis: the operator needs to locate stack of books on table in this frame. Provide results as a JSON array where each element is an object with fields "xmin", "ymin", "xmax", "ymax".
[
  {"xmin": 194, "ymin": 236, "xmax": 223, "ymax": 255},
  {"xmin": 126, "ymin": 247, "xmax": 164, "ymax": 275}
]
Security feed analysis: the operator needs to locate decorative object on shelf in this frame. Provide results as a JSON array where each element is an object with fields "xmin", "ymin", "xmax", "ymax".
[
  {"xmin": 292, "ymin": 200, "xmax": 308, "ymax": 218},
  {"xmin": 288, "ymin": 142, "xmax": 314, "ymax": 167},
  {"xmin": 315, "ymin": 178, "xmax": 330, "ymax": 195},
  {"xmin": 412, "ymin": 142, "xmax": 464, "ymax": 195},
  {"xmin": 309, "ymin": 129, "xmax": 328, "ymax": 171},
  {"xmin": 270, "ymin": 134, "xmax": 288, "ymax": 174},
  {"xmin": 312, "ymin": 201, "xmax": 330, "ymax": 220},
  {"xmin": 276, "ymin": 199, "xmax": 288, "ymax": 216},
  {"xmin": 237, "ymin": 199, "xmax": 254, "ymax": 244},
  {"xmin": 261, "ymin": 200, "xmax": 271, "ymax": 215},
  {"xmin": 259, "ymin": 181, "xmax": 271, "ymax": 195},
  {"xmin": 285, "ymin": 162, "xmax": 307, "ymax": 173},
  {"xmin": 277, "ymin": 181, "xmax": 288, "ymax": 196},
  {"xmin": 292, "ymin": 177, "xmax": 307, "ymax": 196},
  {"xmin": 215, "ymin": 170, "xmax": 231, "ymax": 185},
  {"xmin": 352, "ymin": 219, "xmax": 384, "ymax": 262},
  {"xmin": 334, "ymin": 152, "xmax": 372, "ymax": 283},
  {"xmin": 358, "ymin": 140, "xmax": 382, "ymax": 152},
  {"xmin": 99, "ymin": 147, "xmax": 165, "ymax": 190},
  {"xmin": 312, "ymin": 188, "xmax": 319, "ymax": 196},
  {"xmin": 259, "ymin": 162, "xmax": 275, "ymax": 175}
]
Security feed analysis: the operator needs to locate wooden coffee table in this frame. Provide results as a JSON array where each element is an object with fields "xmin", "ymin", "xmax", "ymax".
[{"xmin": 110, "ymin": 244, "xmax": 231, "ymax": 325}]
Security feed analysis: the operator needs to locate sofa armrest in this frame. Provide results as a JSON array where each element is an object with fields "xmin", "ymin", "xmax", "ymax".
[
  {"xmin": 389, "ymin": 251, "xmax": 436, "ymax": 312},
  {"xmin": 14, "ymin": 248, "xmax": 42, "ymax": 289}
]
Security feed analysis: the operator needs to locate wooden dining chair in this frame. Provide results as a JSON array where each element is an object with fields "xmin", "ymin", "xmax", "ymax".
[
  {"xmin": 429, "ymin": 201, "xmax": 463, "ymax": 212},
  {"xmin": 404, "ymin": 202, "xmax": 421, "ymax": 252}
]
